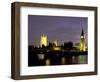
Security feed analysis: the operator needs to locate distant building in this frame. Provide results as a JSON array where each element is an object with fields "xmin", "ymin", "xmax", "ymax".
[
  {"xmin": 53, "ymin": 40, "xmax": 61, "ymax": 50},
  {"xmin": 54, "ymin": 40, "xmax": 58, "ymax": 46},
  {"xmin": 80, "ymin": 29, "xmax": 86, "ymax": 51},
  {"xmin": 48, "ymin": 40, "xmax": 61, "ymax": 50},
  {"xmin": 40, "ymin": 34, "xmax": 47, "ymax": 47}
]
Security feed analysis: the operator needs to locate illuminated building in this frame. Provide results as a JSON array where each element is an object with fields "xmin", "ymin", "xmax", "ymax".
[
  {"xmin": 53, "ymin": 40, "xmax": 61, "ymax": 50},
  {"xmin": 53, "ymin": 47, "xmax": 61, "ymax": 50},
  {"xmin": 40, "ymin": 34, "xmax": 47, "ymax": 47},
  {"xmin": 54, "ymin": 40, "xmax": 58, "ymax": 46},
  {"xmin": 80, "ymin": 29, "xmax": 86, "ymax": 51}
]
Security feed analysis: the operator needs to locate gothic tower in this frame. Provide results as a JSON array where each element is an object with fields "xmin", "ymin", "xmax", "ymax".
[
  {"xmin": 40, "ymin": 34, "xmax": 47, "ymax": 47},
  {"xmin": 80, "ymin": 29, "xmax": 86, "ymax": 51}
]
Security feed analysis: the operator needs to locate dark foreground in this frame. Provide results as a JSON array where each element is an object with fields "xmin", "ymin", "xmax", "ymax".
[{"xmin": 28, "ymin": 48, "xmax": 87, "ymax": 66}]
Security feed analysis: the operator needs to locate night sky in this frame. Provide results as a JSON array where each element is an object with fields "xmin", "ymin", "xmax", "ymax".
[{"xmin": 28, "ymin": 15, "xmax": 87, "ymax": 46}]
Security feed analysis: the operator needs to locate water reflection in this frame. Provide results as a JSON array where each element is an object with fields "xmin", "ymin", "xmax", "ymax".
[
  {"xmin": 28, "ymin": 52, "xmax": 87, "ymax": 66},
  {"xmin": 37, "ymin": 54, "xmax": 87, "ymax": 66},
  {"xmin": 78, "ymin": 55, "xmax": 87, "ymax": 64},
  {"xmin": 46, "ymin": 59, "xmax": 50, "ymax": 65},
  {"xmin": 37, "ymin": 54, "xmax": 44, "ymax": 60},
  {"xmin": 61, "ymin": 57, "xmax": 66, "ymax": 64}
]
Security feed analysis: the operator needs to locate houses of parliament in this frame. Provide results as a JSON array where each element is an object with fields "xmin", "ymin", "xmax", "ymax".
[{"xmin": 40, "ymin": 29, "xmax": 86, "ymax": 51}]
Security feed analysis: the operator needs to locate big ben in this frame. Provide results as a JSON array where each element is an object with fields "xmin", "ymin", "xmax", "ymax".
[{"xmin": 80, "ymin": 29, "xmax": 86, "ymax": 51}]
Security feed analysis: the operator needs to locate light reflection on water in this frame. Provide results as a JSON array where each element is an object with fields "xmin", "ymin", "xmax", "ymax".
[
  {"xmin": 37, "ymin": 54, "xmax": 87, "ymax": 65},
  {"xmin": 61, "ymin": 57, "xmax": 66, "ymax": 64},
  {"xmin": 38, "ymin": 54, "xmax": 44, "ymax": 60},
  {"xmin": 46, "ymin": 59, "xmax": 50, "ymax": 65}
]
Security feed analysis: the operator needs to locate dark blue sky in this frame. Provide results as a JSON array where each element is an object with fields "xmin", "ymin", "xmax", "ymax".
[{"xmin": 28, "ymin": 15, "xmax": 87, "ymax": 46}]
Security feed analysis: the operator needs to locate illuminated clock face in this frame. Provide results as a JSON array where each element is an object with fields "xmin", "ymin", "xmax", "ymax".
[{"xmin": 81, "ymin": 36, "xmax": 84, "ymax": 38}]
